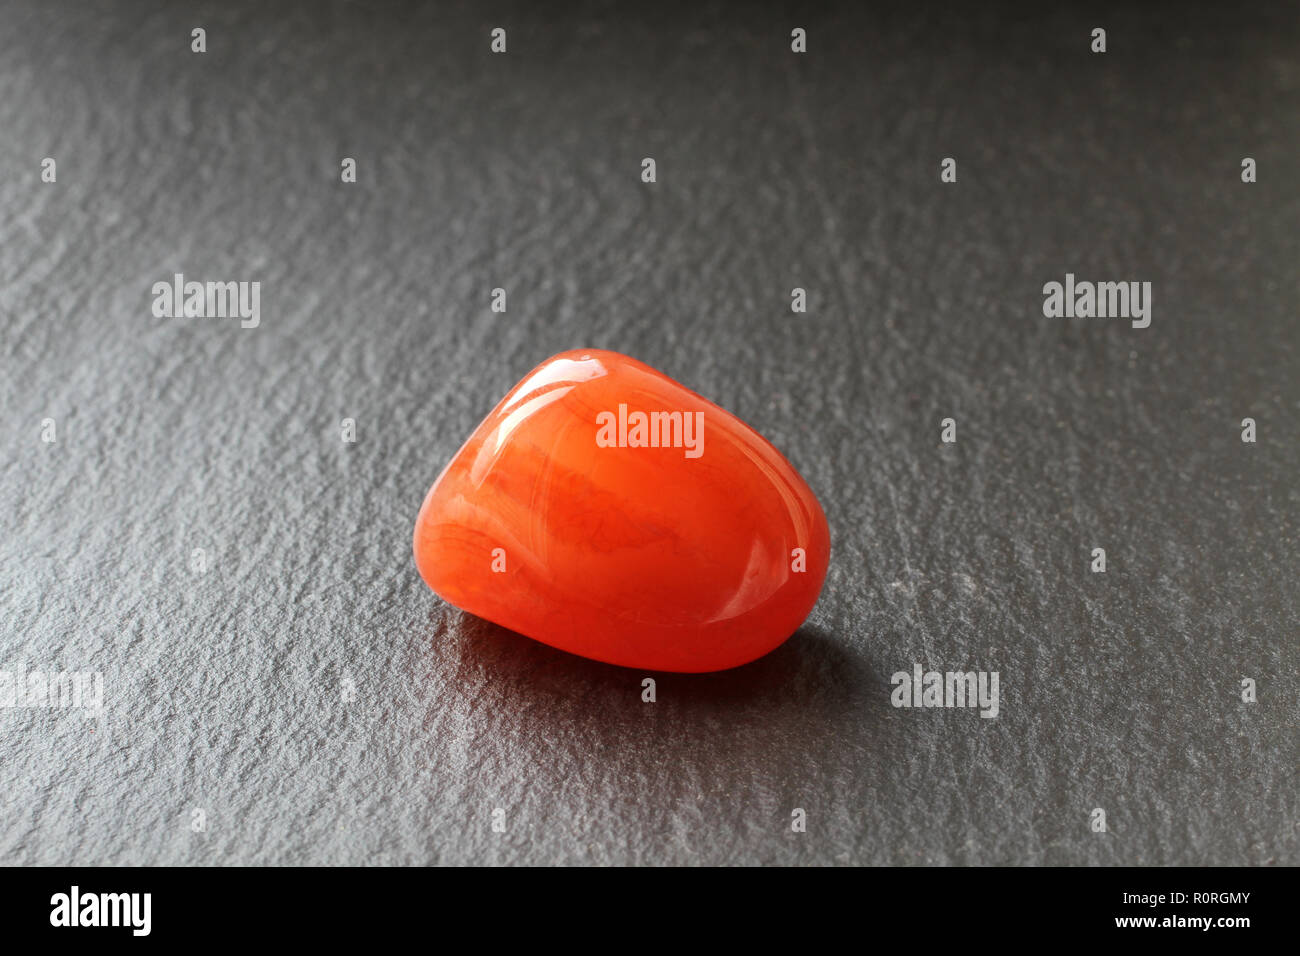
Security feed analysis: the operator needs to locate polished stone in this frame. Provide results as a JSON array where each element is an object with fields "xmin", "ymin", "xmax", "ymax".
[{"xmin": 413, "ymin": 349, "xmax": 830, "ymax": 672}]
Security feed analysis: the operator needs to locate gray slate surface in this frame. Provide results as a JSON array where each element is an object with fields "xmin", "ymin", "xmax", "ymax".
[{"xmin": 1, "ymin": 1, "xmax": 1297, "ymax": 866}]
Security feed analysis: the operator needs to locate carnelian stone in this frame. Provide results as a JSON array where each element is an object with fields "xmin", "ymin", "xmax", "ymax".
[{"xmin": 412, "ymin": 349, "xmax": 830, "ymax": 673}]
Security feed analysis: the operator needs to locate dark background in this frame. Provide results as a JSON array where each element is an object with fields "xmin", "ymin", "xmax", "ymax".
[{"xmin": 1, "ymin": 0, "xmax": 1296, "ymax": 865}]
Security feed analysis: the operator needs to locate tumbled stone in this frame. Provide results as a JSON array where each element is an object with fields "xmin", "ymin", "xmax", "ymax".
[{"xmin": 413, "ymin": 349, "xmax": 830, "ymax": 672}]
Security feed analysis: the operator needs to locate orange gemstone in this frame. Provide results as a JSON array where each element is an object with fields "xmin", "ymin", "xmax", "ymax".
[{"xmin": 412, "ymin": 349, "xmax": 830, "ymax": 672}]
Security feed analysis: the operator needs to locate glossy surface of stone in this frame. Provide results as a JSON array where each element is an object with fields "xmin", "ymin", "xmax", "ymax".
[{"xmin": 413, "ymin": 349, "xmax": 830, "ymax": 672}]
